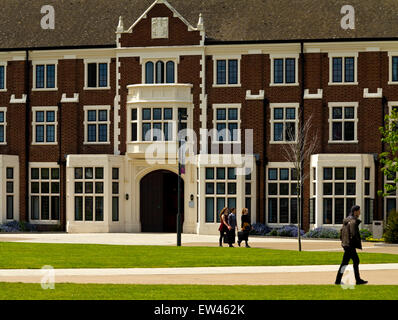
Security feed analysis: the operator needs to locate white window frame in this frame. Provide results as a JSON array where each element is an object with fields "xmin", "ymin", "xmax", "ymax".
[
  {"xmin": 212, "ymin": 55, "xmax": 241, "ymax": 87},
  {"xmin": 328, "ymin": 53, "xmax": 358, "ymax": 85},
  {"xmin": 83, "ymin": 105, "xmax": 111, "ymax": 145},
  {"xmin": 388, "ymin": 52, "xmax": 398, "ymax": 85},
  {"xmin": 83, "ymin": 58, "xmax": 111, "ymax": 90},
  {"xmin": 212, "ymin": 104, "xmax": 241, "ymax": 144},
  {"xmin": 5, "ymin": 166, "xmax": 16, "ymax": 221},
  {"xmin": 269, "ymin": 103, "xmax": 299, "ymax": 144},
  {"xmin": 328, "ymin": 102, "xmax": 359, "ymax": 144},
  {"xmin": 0, "ymin": 107, "xmax": 6, "ymax": 145},
  {"xmin": 29, "ymin": 163, "xmax": 61, "ymax": 224},
  {"xmin": 141, "ymin": 58, "xmax": 178, "ymax": 84},
  {"xmin": 32, "ymin": 60, "xmax": 58, "ymax": 91},
  {"xmin": 32, "ymin": 106, "xmax": 58, "ymax": 145},
  {"xmin": 111, "ymin": 167, "xmax": 120, "ymax": 223},
  {"xmin": 266, "ymin": 162, "xmax": 299, "ymax": 226},
  {"xmin": 270, "ymin": 54, "xmax": 299, "ymax": 86},
  {"xmin": 0, "ymin": 62, "xmax": 7, "ymax": 92}
]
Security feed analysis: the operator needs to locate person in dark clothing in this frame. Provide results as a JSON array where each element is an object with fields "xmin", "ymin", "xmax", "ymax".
[
  {"xmin": 227, "ymin": 208, "xmax": 237, "ymax": 247},
  {"xmin": 335, "ymin": 205, "xmax": 368, "ymax": 285},
  {"xmin": 238, "ymin": 208, "xmax": 252, "ymax": 248},
  {"xmin": 218, "ymin": 207, "xmax": 230, "ymax": 247}
]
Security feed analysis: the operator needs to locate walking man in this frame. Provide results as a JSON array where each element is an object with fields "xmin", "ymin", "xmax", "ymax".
[
  {"xmin": 335, "ymin": 205, "xmax": 368, "ymax": 285},
  {"xmin": 227, "ymin": 208, "xmax": 237, "ymax": 247}
]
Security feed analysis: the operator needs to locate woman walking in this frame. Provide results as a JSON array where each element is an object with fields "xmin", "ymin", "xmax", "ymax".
[
  {"xmin": 227, "ymin": 208, "xmax": 237, "ymax": 247},
  {"xmin": 218, "ymin": 207, "xmax": 230, "ymax": 247},
  {"xmin": 238, "ymin": 208, "xmax": 252, "ymax": 248}
]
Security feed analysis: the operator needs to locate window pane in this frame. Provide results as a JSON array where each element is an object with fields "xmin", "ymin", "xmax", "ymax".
[
  {"xmin": 112, "ymin": 168, "xmax": 119, "ymax": 180},
  {"xmin": 142, "ymin": 123, "xmax": 151, "ymax": 141},
  {"xmin": 0, "ymin": 126, "xmax": 3, "ymax": 143},
  {"xmin": 335, "ymin": 183, "xmax": 344, "ymax": 195},
  {"xmin": 323, "ymin": 198, "xmax": 332, "ymax": 224},
  {"xmin": 323, "ymin": 183, "xmax": 333, "ymax": 195},
  {"xmin": 36, "ymin": 111, "xmax": 45, "ymax": 122},
  {"xmin": 143, "ymin": 108, "xmax": 151, "ymax": 120},
  {"xmin": 98, "ymin": 124, "xmax": 107, "ymax": 142},
  {"xmin": 286, "ymin": 108, "xmax": 296, "ymax": 120},
  {"xmin": 206, "ymin": 168, "xmax": 214, "ymax": 179},
  {"xmin": 95, "ymin": 197, "xmax": 104, "ymax": 221},
  {"xmin": 217, "ymin": 108, "xmax": 226, "ymax": 120},
  {"xmin": 216, "ymin": 198, "xmax": 225, "ymax": 223},
  {"xmin": 347, "ymin": 168, "xmax": 356, "ymax": 180},
  {"xmin": 387, "ymin": 198, "xmax": 396, "ymax": 216},
  {"xmin": 6, "ymin": 167, "xmax": 13, "ymax": 179},
  {"xmin": 280, "ymin": 183, "xmax": 289, "ymax": 195},
  {"xmin": 98, "ymin": 63, "xmax": 108, "ymax": 87},
  {"xmin": 227, "ymin": 183, "xmax": 236, "ymax": 195},
  {"xmin": 268, "ymin": 198, "xmax": 277, "ymax": 223},
  {"xmin": 46, "ymin": 111, "xmax": 55, "ymax": 122},
  {"xmin": 291, "ymin": 198, "xmax": 298, "ymax": 224},
  {"xmin": 36, "ymin": 65, "xmax": 45, "ymax": 88},
  {"xmin": 36, "ymin": 125, "xmax": 44, "ymax": 143},
  {"xmin": 131, "ymin": 123, "xmax": 137, "ymax": 141},
  {"xmin": 85, "ymin": 197, "xmax": 93, "ymax": 221},
  {"xmin": 346, "ymin": 183, "xmax": 356, "ymax": 195},
  {"xmin": 6, "ymin": 181, "xmax": 13, "ymax": 193},
  {"xmin": 112, "ymin": 182, "xmax": 119, "ymax": 195},
  {"xmin": 332, "ymin": 122, "xmax": 342, "ymax": 141},
  {"xmin": 228, "ymin": 123, "xmax": 238, "ymax": 141},
  {"xmin": 51, "ymin": 182, "xmax": 60, "ymax": 193},
  {"xmin": 365, "ymin": 183, "xmax": 370, "ymax": 196},
  {"xmin": 393, "ymin": 57, "xmax": 398, "ymax": 82},
  {"xmin": 164, "ymin": 108, "xmax": 172, "ymax": 120},
  {"xmin": 75, "ymin": 167, "xmax": 83, "ymax": 179},
  {"xmin": 274, "ymin": 108, "xmax": 283, "ymax": 120},
  {"xmin": 344, "ymin": 57, "xmax": 354, "ymax": 82},
  {"xmin": 153, "ymin": 123, "xmax": 162, "ymax": 141},
  {"xmin": 285, "ymin": 58, "xmax": 295, "ymax": 83},
  {"xmin": 217, "ymin": 60, "xmax": 226, "ymax": 84},
  {"xmin": 51, "ymin": 168, "xmax": 60, "ymax": 180},
  {"xmin": 335, "ymin": 198, "xmax": 345, "ymax": 224},
  {"xmin": 285, "ymin": 122, "xmax": 295, "ymax": 141},
  {"xmin": 41, "ymin": 196, "xmax": 50, "ymax": 220},
  {"xmin": 205, "ymin": 198, "xmax": 214, "ymax": 222},
  {"xmin": 291, "ymin": 168, "xmax": 298, "ymax": 181},
  {"xmin": 274, "ymin": 123, "xmax": 283, "ymax": 141},
  {"xmin": 216, "ymin": 183, "xmax": 225, "ymax": 194},
  {"xmin": 228, "ymin": 60, "xmax": 238, "ymax": 84},
  {"xmin": 332, "ymin": 107, "xmax": 342, "ymax": 119},
  {"xmin": 112, "ymin": 197, "xmax": 119, "ymax": 221},
  {"xmin": 155, "ymin": 61, "xmax": 164, "ymax": 83},
  {"xmin": 31, "ymin": 196, "xmax": 40, "ymax": 220},
  {"xmin": 228, "ymin": 168, "xmax": 236, "ymax": 180},
  {"xmin": 46, "ymin": 125, "xmax": 55, "ymax": 142},
  {"xmin": 280, "ymin": 169, "xmax": 289, "ymax": 180},
  {"xmin": 31, "ymin": 182, "xmax": 40, "ymax": 193},
  {"xmin": 324, "ymin": 168, "xmax": 332, "ymax": 180},
  {"xmin": 280, "ymin": 198, "xmax": 289, "ymax": 223},
  {"xmin": 245, "ymin": 183, "xmax": 251, "ymax": 195},
  {"xmin": 87, "ymin": 63, "xmax": 97, "ymax": 87},
  {"xmin": 99, "ymin": 110, "xmax": 107, "ymax": 121},
  {"xmin": 344, "ymin": 122, "xmax": 355, "ymax": 141},
  {"xmin": 291, "ymin": 183, "xmax": 298, "ymax": 195},
  {"xmin": 75, "ymin": 182, "xmax": 83, "ymax": 194},
  {"xmin": 0, "ymin": 66, "xmax": 4, "ymax": 90},
  {"xmin": 87, "ymin": 110, "xmax": 96, "ymax": 121},
  {"xmin": 153, "ymin": 108, "xmax": 162, "ymax": 120},
  {"xmin": 365, "ymin": 168, "xmax": 370, "ymax": 181},
  {"xmin": 85, "ymin": 182, "xmax": 93, "ymax": 193},
  {"xmin": 228, "ymin": 108, "xmax": 238, "ymax": 120},
  {"xmin": 51, "ymin": 196, "xmax": 60, "ymax": 220},
  {"xmin": 166, "ymin": 61, "xmax": 175, "ymax": 83},
  {"xmin": 6, "ymin": 196, "xmax": 13, "ymax": 220},
  {"xmin": 205, "ymin": 183, "xmax": 214, "ymax": 195},
  {"xmin": 216, "ymin": 168, "xmax": 225, "ymax": 180},
  {"xmin": 95, "ymin": 167, "xmax": 103, "ymax": 179},
  {"xmin": 268, "ymin": 168, "xmax": 278, "ymax": 180},
  {"xmin": 88, "ymin": 124, "xmax": 96, "ymax": 142},
  {"xmin": 344, "ymin": 107, "xmax": 355, "ymax": 119},
  {"xmin": 268, "ymin": 183, "xmax": 277, "ymax": 195},
  {"xmin": 46, "ymin": 64, "xmax": 55, "ymax": 88},
  {"xmin": 274, "ymin": 59, "xmax": 283, "ymax": 83},
  {"xmin": 335, "ymin": 168, "xmax": 344, "ymax": 180},
  {"xmin": 227, "ymin": 198, "xmax": 236, "ymax": 209},
  {"xmin": 95, "ymin": 182, "xmax": 104, "ymax": 194},
  {"xmin": 85, "ymin": 167, "xmax": 93, "ymax": 179},
  {"xmin": 41, "ymin": 168, "xmax": 49, "ymax": 180},
  {"xmin": 145, "ymin": 62, "xmax": 154, "ymax": 84},
  {"xmin": 332, "ymin": 57, "xmax": 342, "ymax": 82},
  {"xmin": 75, "ymin": 197, "xmax": 83, "ymax": 221}
]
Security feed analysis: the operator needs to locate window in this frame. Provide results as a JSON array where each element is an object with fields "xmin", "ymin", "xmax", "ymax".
[
  {"xmin": 30, "ymin": 166, "xmax": 60, "ymax": 222},
  {"xmin": 267, "ymin": 165, "xmax": 299, "ymax": 224},
  {"xmin": 0, "ymin": 64, "xmax": 6, "ymax": 91},
  {"xmin": 112, "ymin": 167, "xmax": 120, "ymax": 222},
  {"xmin": 85, "ymin": 60, "xmax": 110, "ymax": 89},
  {"xmin": 74, "ymin": 167, "xmax": 104, "ymax": 221},
  {"xmin": 213, "ymin": 105, "xmax": 240, "ymax": 142},
  {"xmin": 6, "ymin": 167, "xmax": 15, "ymax": 220},
  {"xmin": 0, "ymin": 107, "xmax": 6, "ymax": 144},
  {"xmin": 329, "ymin": 103, "xmax": 358, "ymax": 143},
  {"xmin": 213, "ymin": 57, "xmax": 241, "ymax": 86},
  {"xmin": 142, "ymin": 107, "xmax": 174, "ymax": 141},
  {"xmin": 364, "ymin": 167, "xmax": 373, "ymax": 225},
  {"xmin": 393, "ymin": 56, "xmax": 398, "ymax": 82},
  {"xmin": 329, "ymin": 54, "xmax": 357, "ymax": 84},
  {"xmin": 144, "ymin": 60, "xmax": 176, "ymax": 84},
  {"xmin": 245, "ymin": 168, "xmax": 254, "ymax": 216},
  {"xmin": 32, "ymin": 107, "xmax": 58, "ymax": 144},
  {"xmin": 84, "ymin": 106, "xmax": 110, "ymax": 144},
  {"xmin": 270, "ymin": 104, "xmax": 298, "ymax": 143},
  {"xmin": 205, "ymin": 167, "xmax": 237, "ymax": 223},
  {"xmin": 322, "ymin": 167, "xmax": 357, "ymax": 225},
  {"xmin": 33, "ymin": 63, "xmax": 56, "ymax": 89},
  {"xmin": 272, "ymin": 58, "xmax": 297, "ymax": 84}
]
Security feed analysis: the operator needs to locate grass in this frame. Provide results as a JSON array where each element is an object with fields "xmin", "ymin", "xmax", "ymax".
[
  {"xmin": 1, "ymin": 242, "xmax": 398, "ymax": 269},
  {"xmin": 0, "ymin": 283, "xmax": 398, "ymax": 300}
]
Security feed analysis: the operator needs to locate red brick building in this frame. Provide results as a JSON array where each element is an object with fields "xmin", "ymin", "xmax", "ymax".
[{"xmin": 0, "ymin": 0, "xmax": 397, "ymax": 234}]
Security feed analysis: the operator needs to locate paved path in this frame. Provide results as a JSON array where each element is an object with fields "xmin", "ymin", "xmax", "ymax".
[{"xmin": 1, "ymin": 264, "xmax": 398, "ymax": 285}]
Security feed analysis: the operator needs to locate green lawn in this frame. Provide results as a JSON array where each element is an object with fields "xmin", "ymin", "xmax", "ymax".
[
  {"xmin": 1, "ymin": 283, "xmax": 398, "ymax": 300},
  {"xmin": 1, "ymin": 242, "xmax": 398, "ymax": 269}
]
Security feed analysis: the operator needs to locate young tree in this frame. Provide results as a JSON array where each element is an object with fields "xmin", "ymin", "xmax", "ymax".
[{"xmin": 282, "ymin": 111, "xmax": 318, "ymax": 252}]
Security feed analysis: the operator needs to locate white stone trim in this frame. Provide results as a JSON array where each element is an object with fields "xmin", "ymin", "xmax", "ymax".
[
  {"xmin": 31, "ymin": 106, "xmax": 58, "ymax": 145},
  {"xmin": 246, "ymin": 90, "xmax": 264, "ymax": 100},
  {"xmin": 328, "ymin": 52, "xmax": 359, "ymax": 86},
  {"xmin": 0, "ymin": 62, "xmax": 7, "ymax": 92},
  {"xmin": 83, "ymin": 58, "xmax": 111, "ymax": 90},
  {"xmin": 363, "ymin": 88, "xmax": 383, "ymax": 99},
  {"xmin": 61, "ymin": 93, "xmax": 79, "ymax": 103},
  {"xmin": 0, "ymin": 107, "xmax": 7, "ymax": 145},
  {"xmin": 212, "ymin": 55, "xmax": 241, "ymax": 87},
  {"xmin": 304, "ymin": 89, "xmax": 323, "ymax": 100},
  {"xmin": 328, "ymin": 102, "xmax": 359, "ymax": 144},
  {"xmin": 32, "ymin": 60, "xmax": 58, "ymax": 91},
  {"xmin": 10, "ymin": 94, "xmax": 27, "ymax": 104},
  {"xmin": 269, "ymin": 54, "xmax": 299, "ymax": 86},
  {"xmin": 0, "ymin": 155, "xmax": 20, "ymax": 224}
]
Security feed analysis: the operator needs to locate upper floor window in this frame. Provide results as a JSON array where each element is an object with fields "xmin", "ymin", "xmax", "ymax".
[
  {"xmin": 84, "ymin": 106, "xmax": 110, "ymax": 144},
  {"xmin": 84, "ymin": 60, "xmax": 110, "ymax": 89},
  {"xmin": 32, "ymin": 107, "xmax": 58, "ymax": 144},
  {"xmin": 0, "ymin": 64, "xmax": 6, "ymax": 91},
  {"xmin": 145, "ymin": 60, "xmax": 175, "ymax": 84},
  {"xmin": 33, "ymin": 63, "xmax": 56, "ymax": 90},
  {"xmin": 329, "ymin": 54, "xmax": 358, "ymax": 85},
  {"xmin": 270, "ymin": 55, "xmax": 298, "ymax": 86},
  {"xmin": 388, "ymin": 53, "xmax": 398, "ymax": 84},
  {"xmin": 270, "ymin": 104, "xmax": 298, "ymax": 143},
  {"xmin": 0, "ymin": 107, "xmax": 6, "ymax": 144},
  {"xmin": 213, "ymin": 56, "xmax": 241, "ymax": 87},
  {"xmin": 328, "ymin": 103, "xmax": 358, "ymax": 143},
  {"xmin": 213, "ymin": 104, "xmax": 240, "ymax": 142}
]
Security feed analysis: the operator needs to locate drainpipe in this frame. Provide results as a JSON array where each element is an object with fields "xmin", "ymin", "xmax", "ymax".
[
  {"xmin": 24, "ymin": 50, "xmax": 31, "ymax": 223},
  {"xmin": 300, "ymin": 41, "xmax": 305, "ymax": 231}
]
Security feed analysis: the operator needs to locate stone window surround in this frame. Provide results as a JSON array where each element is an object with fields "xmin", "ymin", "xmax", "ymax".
[
  {"xmin": 141, "ymin": 58, "xmax": 178, "ymax": 84},
  {"xmin": 269, "ymin": 54, "xmax": 299, "ymax": 86},
  {"xmin": 0, "ymin": 62, "xmax": 7, "ymax": 92},
  {"xmin": 31, "ymin": 106, "xmax": 58, "ymax": 145},
  {"xmin": 212, "ymin": 103, "xmax": 241, "ymax": 144},
  {"xmin": 328, "ymin": 102, "xmax": 359, "ymax": 144},
  {"xmin": 83, "ymin": 105, "xmax": 111, "ymax": 145},
  {"xmin": 83, "ymin": 58, "xmax": 111, "ymax": 90},
  {"xmin": 32, "ymin": 60, "xmax": 58, "ymax": 91},
  {"xmin": 269, "ymin": 103, "xmax": 299, "ymax": 144},
  {"xmin": 0, "ymin": 107, "xmax": 6, "ymax": 145},
  {"xmin": 328, "ymin": 52, "xmax": 359, "ymax": 85},
  {"xmin": 212, "ymin": 54, "xmax": 242, "ymax": 88}
]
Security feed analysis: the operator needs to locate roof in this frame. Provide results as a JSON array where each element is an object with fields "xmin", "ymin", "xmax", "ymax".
[{"xmin": 1, "ymin": 0, "xmax": 398, "ymax": 49}]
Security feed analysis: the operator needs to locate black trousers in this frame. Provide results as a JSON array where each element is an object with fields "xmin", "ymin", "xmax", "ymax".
[
  {"xmin": 228, "ymin": 229, "xmax": 236, "ymax": 246},
  {"xmin": 219, "ymin": 230, "xmax": 227, "ymax": 245},
  {"xmin": 335, "ymin": 247, "xmax": 361, "ymax": 283}
]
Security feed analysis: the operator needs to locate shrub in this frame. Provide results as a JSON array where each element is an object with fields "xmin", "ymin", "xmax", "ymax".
[
  {"xmin": 0, "ymin": 220, "xmax": 37, "ymax": 233},
  {"xmin": 250, "ymin": 223, "xmax": 272, "ymax": 235},
  {"xmin": 384, "ymin": 210, "xmax": 398, "ymax": 244},
  {"xmin": 304, "ymin": 227, "xmax": 340, "ymax": 239},
  {"xmin": 359, "ymin": 228, "xmax": 372, "ymax": 240},
  {"xmin": 267, "ymin": 225, "xmax": 305, "ymax": 237},
  {"xmin": 267, "ymin": 229, "xmax": 278, "ymax": 236}
]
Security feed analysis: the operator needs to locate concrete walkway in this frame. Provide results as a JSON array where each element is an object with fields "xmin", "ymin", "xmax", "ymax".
[{"xmin": 1, "ymin": 264, "xmax": 398, "ymax": 285}]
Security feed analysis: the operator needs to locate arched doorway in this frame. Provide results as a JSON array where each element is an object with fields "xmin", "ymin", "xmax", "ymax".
[{"xmin": 140, "ymin": 170, "xmax": 184, "ymax": 232}]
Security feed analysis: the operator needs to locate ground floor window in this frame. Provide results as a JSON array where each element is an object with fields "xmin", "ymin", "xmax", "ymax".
[
  {"xmin": 30, "ymin": 165, "xmax": 60, "ymax": 222},
  {"xmin": 6, "ymin": 167, "xmax": 14, "ymax": 220},
  {"xmin": 74, "ymin": 167, "xmax": 104, "ymax": 221},
  {"xmin": 205, "ymin": 167, "xmax": 237, "ymax": 223},
  {"xmin": 112, "ymin": 167, "xmax": 119, "ymax": 222},
  {"xmin": 266, "ymin": 164, "xmax": 298, "ymax": 224},
  {"xmin": 385, "ymin": 171, "xmax": 398, "ymax": 221}
]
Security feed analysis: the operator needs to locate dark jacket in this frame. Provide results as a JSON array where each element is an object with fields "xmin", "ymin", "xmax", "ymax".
[
  {"xmin": 340, "ymin": 215, "xmax": 362, "ymax": 249},
  {"xmin": 228, "ymin": 213, "xmax": 237, "ymax": 229}
]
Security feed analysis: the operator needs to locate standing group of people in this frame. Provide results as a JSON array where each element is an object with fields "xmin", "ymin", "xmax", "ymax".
[{"xmin": 218, "ymin": 207, "xmax": 252, "ymax": 248}]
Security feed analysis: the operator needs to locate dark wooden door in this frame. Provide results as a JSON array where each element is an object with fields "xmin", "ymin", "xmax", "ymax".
[{"xmin": 140, "ymin": 170, "xmax": 184, "ymax": 232}]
